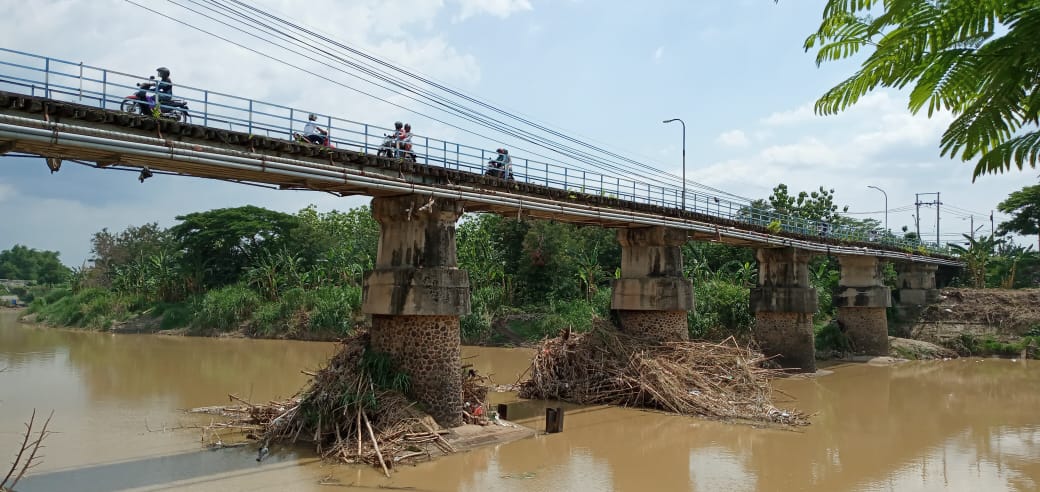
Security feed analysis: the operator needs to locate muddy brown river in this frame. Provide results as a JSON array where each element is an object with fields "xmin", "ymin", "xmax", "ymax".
[{"xmin": 1, "ymin": 310, "xmax": 1038, "ymax": 491}]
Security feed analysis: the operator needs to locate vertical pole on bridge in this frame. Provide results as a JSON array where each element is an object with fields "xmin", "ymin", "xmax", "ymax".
[
  {"xmin": 248, "ymin": 99, "xmax": 254, "ymax": 135},
  {"xmin": 101, "ymin": 70, "xmax": 107, "ymax": 110},
  {"xmin": 204, "ymin": 91, "xmax": 209, "ymax": 127},
  {"xmin": 44, "ymin": 57, "xmax": 50, "ymax": 98},
  {"xmin": 364, "ymin": 124, "xmax": 369, "ymax": 154},
  {"xmin": 78, "ymin": 62, "xmax": 83, "ymax": 102}
]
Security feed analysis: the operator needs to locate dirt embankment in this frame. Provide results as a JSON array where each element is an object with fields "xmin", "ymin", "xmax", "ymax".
[{"xmin": 909, "ymin": 288, "xmax": 1040, "ymax": 343}]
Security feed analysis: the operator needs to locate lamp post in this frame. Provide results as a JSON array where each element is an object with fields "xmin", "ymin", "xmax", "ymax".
[
  {"xmin": 662, "ymin": 118, "xmax": 686, "ymax": 210},
  {"xmin": 867, "ymin": 185, "xmax": 888, "ymax": 232}
]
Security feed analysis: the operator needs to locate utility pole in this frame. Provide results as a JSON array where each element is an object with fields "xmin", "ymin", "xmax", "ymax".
[
  {"xmin": 990, "ymin": 210, "xmax": 995, "ymax": 238},
  {"xmin": 936, "ymin": 192, "xmax": 941, "ymax": 247},
  {"xmin": 915, "ymin": 193, "xmax": 921, "ymax": 240},
  {"xmin": 914, "ymin": 192, "xmax": 942, "ymax": 246}
]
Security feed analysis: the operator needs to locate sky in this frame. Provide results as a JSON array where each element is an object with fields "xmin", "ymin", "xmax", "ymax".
[{"xmin": 0, "ymin": 0, "xmax": 1035, "ymax": 267}]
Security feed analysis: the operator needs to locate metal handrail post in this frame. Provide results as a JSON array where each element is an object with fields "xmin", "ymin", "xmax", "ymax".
[
  {"xmin": 78, "ymin": 62, "xmax": 83, "ymax": 102},
  {"xmin": 248, "ymin": 99, "xmax": 254, "ymax": 134},
  {"xmin": 101, "ymin": 70, "xmax": 107, "ymax": 110},
  {"xmin": 204, "ymin": 91, "xmax": 209, "ymax": 127},
  {"xmin": 364, "ymin": 124, "xmax": 369, "ymax": 153},
  {"xmin": 44, "ymin": 57, "xmax": 50, "ymax": 98},
  {"xmin": 424, "ymin": 136, "xmax": 429, "ymax": 164}
]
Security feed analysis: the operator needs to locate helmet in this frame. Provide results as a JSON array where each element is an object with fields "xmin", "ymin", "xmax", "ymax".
[
  {"xmin": 308, "ymin": 113, "xmax": 317, "ymax": 121},
  {"xmin": 156, "ymin": 67, "xmax": 170, "ymax": 78},
  {"xmin": 496, "ymin": 148, "xmax": 504, "ymax": 154},
  {"xmin": 394, "ymin": 121, "xmax": 403, "ymax": 130},
  {"xmin": 502, "ymin": 148, "xmax": 508, "ymax": 154},
  {"xmin": 404, "ymin": 123, "xmax": 411, "ymax": 131}
]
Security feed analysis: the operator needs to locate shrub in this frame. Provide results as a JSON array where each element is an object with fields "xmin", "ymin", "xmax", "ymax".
[
  {"xmin": 195, "ymin": 284, "xmax": 260, "ymax": 332},
  {"xmin": 689, "ymin": 280, "xmax": 753, "ymax": 340},
  {"xmin": 307, "ymin": 285, "xmax": 362, "ymax": 336}
]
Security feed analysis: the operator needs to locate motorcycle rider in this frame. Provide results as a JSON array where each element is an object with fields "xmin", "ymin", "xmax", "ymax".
[
  {"xmin": 135, "ymin": 67, "xmax": 173, "ymax": 115},
  {"xmin": 488, "ymin": 148, "xmax": 512, "ymax": 178},
  {"xmin": 303, "ymin": 113, "xmax": 328, "ymax": 145},
  {"xmin": 400, "ymin": 123, "xmax": 414, "ymax": 156}
]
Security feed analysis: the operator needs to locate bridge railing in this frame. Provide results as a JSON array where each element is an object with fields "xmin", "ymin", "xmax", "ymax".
[{"xmin": 0, "ymin": 48, "xmax": 952, "ymax": 257}]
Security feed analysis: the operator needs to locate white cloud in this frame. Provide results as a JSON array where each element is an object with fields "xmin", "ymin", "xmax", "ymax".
[
  {"xmin": 453, "ymin": 0, "xmax": 533, "ymax": 21},
  {"xmin": 716, "ymin": 130, "xmax": 749, "ymax": 147},
  {"xmin": 760, "ymin": 102, "xmax": 816, "ymax": 126}
]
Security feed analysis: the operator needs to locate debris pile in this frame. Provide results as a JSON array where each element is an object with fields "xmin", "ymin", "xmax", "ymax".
[
  {"xmin": 517, "ymin": 323, "xmax": 808, "ymax": 426},
  {"xmin": 203, "ymin": 331, "xmax": 471, "ymax": 475}
]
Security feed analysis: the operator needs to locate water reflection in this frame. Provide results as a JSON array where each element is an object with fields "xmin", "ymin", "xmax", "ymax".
[{"xmin": 3, "ymin": 310, "xmax": 1039, "ymax": 491}]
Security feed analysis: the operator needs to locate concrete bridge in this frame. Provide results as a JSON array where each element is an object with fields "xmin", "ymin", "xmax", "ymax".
[{"xmin": 0, "ymin": 50, "xmax": 958, "ymax": 426}]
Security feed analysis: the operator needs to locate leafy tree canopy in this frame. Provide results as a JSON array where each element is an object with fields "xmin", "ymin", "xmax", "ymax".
[
  {"xmin": 169, "ymin": 206, "xmax": 302, "ymax": 287},
  {"xmin": 804, "ymin": 0, "xmax": 1040, "ymax": 179},
  {"xmin": 996, "ymin": 184, "xmax": 1040, "ymax": 250},
  {"xmin": 768, "ymin": 184, "xmax": 849, "ymax": 223},
  {"xmin": 89, "ymin": 222, "xmax": 172, "ymax": 287},
  {"xmin": 0, "ymin": 244, "xmax": 71, "ymax": 284}
]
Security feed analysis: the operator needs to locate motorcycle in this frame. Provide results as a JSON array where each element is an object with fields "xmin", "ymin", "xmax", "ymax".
[
  {"xmin": 485, "ymin": 160, "xmax": 514, "ymax": 181},
  {"xmin": 377, "ymin": 133, "xmax": 416, "ymax": 162},
  {"xmin": 120, "ymin": 78, "xmax": 191, "ymax": 123},
  {"xmin": 293, "ymin": 132, "xmax": 334, "ymax": 148}
]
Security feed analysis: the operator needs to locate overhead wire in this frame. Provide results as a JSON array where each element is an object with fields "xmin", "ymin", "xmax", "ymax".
[{"xmin": 147, "ymin": 0, "xmax": 754, "ymax": 202}]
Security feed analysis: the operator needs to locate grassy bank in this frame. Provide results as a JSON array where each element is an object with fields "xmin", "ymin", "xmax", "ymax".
[{"xmin": 27, "ymin": 284, "xmax": 365, "ymax": 340}]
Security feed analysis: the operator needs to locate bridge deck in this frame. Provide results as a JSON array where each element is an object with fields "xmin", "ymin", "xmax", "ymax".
[{"xmin": 0, "ymin": 91, "xmax": 960, "ymax": 266}]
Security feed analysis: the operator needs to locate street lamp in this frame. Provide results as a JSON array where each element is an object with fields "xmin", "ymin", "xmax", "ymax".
[
  {"xmin": 867, "ymin": 185, "xmax": 888, "ymax": 232},
  {"xmin": 662, "ymin": 118, "xmax": 686, "ymax": 210}
]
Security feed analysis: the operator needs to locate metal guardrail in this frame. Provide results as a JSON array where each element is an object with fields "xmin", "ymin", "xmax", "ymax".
[{"xmin": 0, "ymin": 48, "xmax": 952, "ymax": 257}]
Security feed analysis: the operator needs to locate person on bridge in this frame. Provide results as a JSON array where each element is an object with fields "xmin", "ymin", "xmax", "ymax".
[
  {"xmin": 135, "ymin": 67, "xmax": 173, "ymax": 114},
  {"xmin": 488, "ymin": 148, "xmax": 512, "ymax": 179},
  {"xmin": 401, "ymin": 123, "xmax": 414, "ymax": 157},
  {"xmin": 303, "ymin": 113, "xmax": 328, "ymax": 145}
]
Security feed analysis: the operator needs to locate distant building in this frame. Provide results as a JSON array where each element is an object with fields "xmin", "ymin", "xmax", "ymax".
[
  {"xmin": 0, "ymin": 279, "xmax": 31, "ymax": 289},
  {"xmin": 0, "ymin": 294, "xmax": 21, "ymax": 307}
]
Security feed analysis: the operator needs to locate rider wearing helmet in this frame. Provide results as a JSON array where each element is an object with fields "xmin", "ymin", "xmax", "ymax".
[
  {"xmin": 489, "ymin": 148, "xmax": 512, "ymax": 178},
  {"xmin": 401, "ymin": 123, "xmax": 413, "ymax": 151},
  {"xmin": 136, "ymin": 67, "xmax": 174, "ymax": 114},
  {"xmin": 303, "ymin": 113, "xmax": 328, "ymax": 145}
]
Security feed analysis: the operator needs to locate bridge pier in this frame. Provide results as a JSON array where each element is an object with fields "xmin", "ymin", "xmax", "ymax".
[
  {"xmin": 892, "ymin": 262, "xmax": 939, "ymax": 327},
  {"xmin": 750, "ymin": 247, "xmax": 818, "ymax": 372},
  {"xmin": 610, "ymin": 227, "xmax": 694, "ymax": 342},
  {"xmin": 834, "ymin": 256, "xmax": 892, "ymax": 355},
  {"xmin": 362, "ymin": 195, "xmax": 470, "ymax": 427}
]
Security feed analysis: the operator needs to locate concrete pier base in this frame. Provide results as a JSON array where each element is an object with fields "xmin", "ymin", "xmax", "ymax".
[
  {"xmin": 370, "ymin": 315, "xmax": 462, "ymax": 427},
  {"xmin": 751, "ymin": 248, "xmax": 818, "ymax": 372},
  {"xmin": 610, "ymin": 227, "xmax": 693, "ymax": 342},
  {"xmin": 835, "ymin": 256, "xmax": 892, "ymax": 355},
  {"xmin": 893, "ymin": 263, "xmax": 939, "ymax": 329},
  {"xmin": 362, "ymin": 195, "xmax": 470, "ymax": 427}
]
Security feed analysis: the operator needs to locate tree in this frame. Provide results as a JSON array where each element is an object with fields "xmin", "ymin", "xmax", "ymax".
[
  {"xmin": 0, "ymin": 245, "xmax": 70, "ymax": 284},
  {"xmin": 88, "ymin": 223, "xmax": 172, "ymax": 287},
  {"xmin": 997, "ymin": 184, "xmax": 1040, "ymax": 251},
  {"xmin": 804, "ymin": 1, "xmax": 1040, "ymax": 180},
  {"xmin": 768, "ymin": 184, "xmax": 848, "ymax": 223},
  {"xmin": 169, "ymin": 206, "xmax": 302, "ymax": 288}
]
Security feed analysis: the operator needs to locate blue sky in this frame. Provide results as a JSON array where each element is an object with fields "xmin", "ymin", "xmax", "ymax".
[{"xmin": 0, "ymin": 0, "xmax": 1033, "ymax": 267}]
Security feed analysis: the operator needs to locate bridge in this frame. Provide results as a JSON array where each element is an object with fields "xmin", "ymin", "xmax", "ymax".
[{"xmin": 0, "ymin": 49, "xmax": 957, "ymax": 425}]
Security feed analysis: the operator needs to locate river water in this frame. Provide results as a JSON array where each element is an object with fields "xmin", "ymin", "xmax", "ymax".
[{"xmin": 1, "ymin": 309, "xmax": 1038, "ymax": 491}]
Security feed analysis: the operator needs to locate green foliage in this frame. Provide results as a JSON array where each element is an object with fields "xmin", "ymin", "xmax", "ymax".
[
  {"xmin": 0, "ymin": 244, "xmax": 71, "ymax": 284},
  {"xmin": 815, "ymin": 320, "xmax": 851, "ymax": 354},
  {"xmin": 997, "ymin": 184, "xmax": 1040, "ymax": 251},
  {"xmin": 30, "ymin": 287, "xmax": 131, "ymax": 329},
  {"xmin": 306, "ymin": 284, "xmax": 362, "ymax": 336},
  {"xmin": 805, "ymin": 0, "xmax": 1040, "ymax": 179},
  {"xmin": 359, "ymin": 349, "xmax": 411, "ymax": 397},
  {"xmin": 949, "ymin": 234, "xmax": 1001, "ymax": 287},
  {"xmin": 170, "ymin": 206, "xmax": 303, "ymax": 289},
  {"xmin": 194, "ymin": 284, "xmax": 260, "ymax": 332},
  {"xmin": 768, "ymin": 184, "xmax": 849, "ymax": 223},
  {"xmin": 688, "ymin": 279, "xmax": 753, "ymax": 340}
]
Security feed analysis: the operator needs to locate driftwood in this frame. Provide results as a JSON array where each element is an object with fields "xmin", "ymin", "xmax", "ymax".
[
  {"xmin": 197, "ymin": 331, "xmax": 488, "ymax": 470},
  {"xmin": 518, "ymin": 323, "xmax": 808, "ymax": 426}
]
